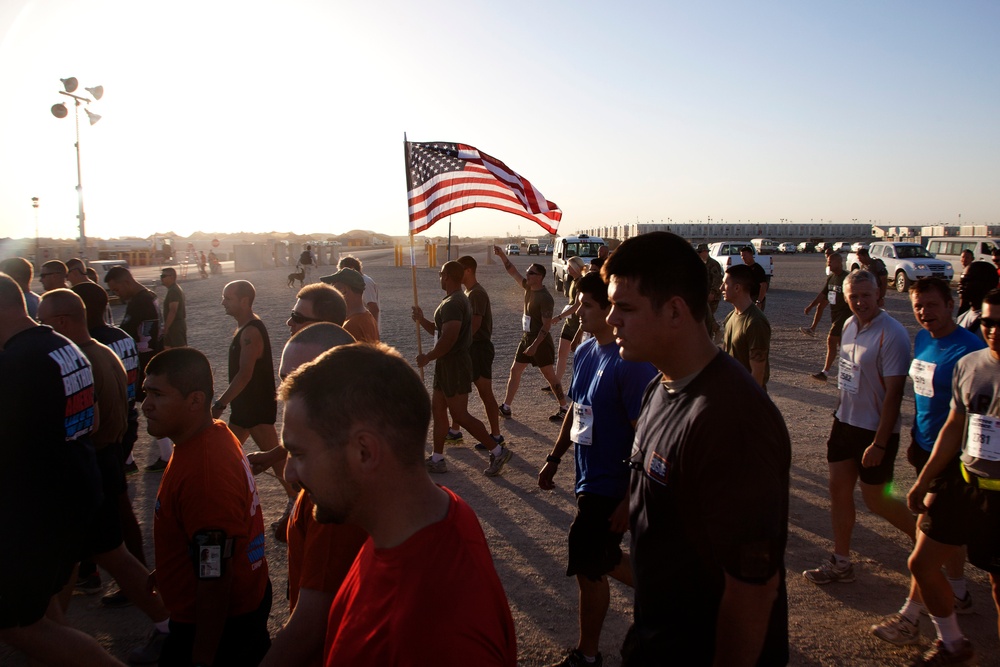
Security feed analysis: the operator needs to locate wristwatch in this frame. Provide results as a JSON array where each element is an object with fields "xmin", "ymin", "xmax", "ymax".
[
  {"xmin": 546, "ymin": 455, "xmax": 561, "ymax": 464},
  {"xmin": 213, "ymin": 400, "xmax": 227, "ymax": 412}
]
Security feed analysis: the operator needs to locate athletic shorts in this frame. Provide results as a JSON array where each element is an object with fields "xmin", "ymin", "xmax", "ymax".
[
  {"xmin": 160, "ymin": 579, "xmax": 273, "ymax": 667},
  {"xmin": 515, "ymin": 333, "xmax": 556, "ymax": 368},
  {"xmin": 906, "ymin": 435, "xmax": 961, "ymax": 491},
  {"xmin": 826, "ymin": 417, "xmax": 899, "ymax": 486},
  {"xmin": 433, "ymin": 353, "xmax": 473, "ymax": 398},
  {"xmin": 560, "ymin": 316, "xmax": 581, "ymax": 342},
  {"xmin": 566, "ymin": 493, "xmax": 626, "ymax": 582},
  {"xmin": 469, "ymin": 340, "xmax": 494, "ymax": 381},
  {"xmin": 830, "ymin": 313, "xmax": 849, "ymax": 338},
  {"xmin": 230, "ymin": 400, "xmax": 278, "ymax": 430},
  {"xmin": 919, "ymin": 476, "xmax": 1000, "ymax": 574},
  {"xmin": 83, "ymin": 443, "xmax": 127, "ymax": 557}
]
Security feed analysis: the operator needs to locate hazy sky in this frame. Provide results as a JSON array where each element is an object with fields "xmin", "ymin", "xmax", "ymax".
[{"xmin": 1, "ymin": 0, "xmax": 997, "ymax": 242}]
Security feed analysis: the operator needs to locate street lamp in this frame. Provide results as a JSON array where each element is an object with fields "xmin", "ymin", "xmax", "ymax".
[
  {"xmin": 32, "ymin": 197, "xmax": 40, "ymax": 262},
  {"xmin": 50, "ymin": 77, "xmax": 103, "ymax": 258}
]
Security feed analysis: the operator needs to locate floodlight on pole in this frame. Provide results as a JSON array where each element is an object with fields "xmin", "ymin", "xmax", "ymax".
[{"xmin": 50, "ymin": 78, "xmax": 103, "ymax": 258}]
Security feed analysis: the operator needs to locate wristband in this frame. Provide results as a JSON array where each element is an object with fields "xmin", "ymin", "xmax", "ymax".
[
  {"xmin": 213, "ymin": 400, "xmax": 227, "ymax": 412},
  {"xmin": 871, "ymin": 443, "xmax": 885, "ymax": 450},
  {"xmin": 546, "ymin": 455, "xmax": 561, "ymax": 464}
]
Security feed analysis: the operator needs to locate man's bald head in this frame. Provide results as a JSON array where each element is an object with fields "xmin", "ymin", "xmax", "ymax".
[{"xmin": 279, "ymin": 323, "xmax": 356, "ymax": 379}]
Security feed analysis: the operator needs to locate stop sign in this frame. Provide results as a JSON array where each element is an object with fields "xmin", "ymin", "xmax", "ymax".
[{"xmin": 212, "ymin": 239, "xmax": 220, "ymax": 248}]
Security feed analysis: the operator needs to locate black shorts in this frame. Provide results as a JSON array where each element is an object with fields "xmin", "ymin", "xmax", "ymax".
[
  {"xmin": 906, "ymin": 435, "xmax": 961, "ymax": 491},
  {"xmin": 560, "ymin": 316, "xmax": 581, "ymax": 342},
  {"xmin": 433, "ymin": 353, "xmax": 473, "ymax": 398},
  {"xmin": 160, "ymin": 579, "xmax": 273, "ymax": 667},
  {"xmin": 230, "ymin": 401, "xmax": 278, "ymax": 430},
  {"xmin": 566, "ymin": 493, "xmax": 626, "ymax": 582},
  {"xmin": 469, "ymin": 340, "xmax": 494, "ymax": 381},
  {"xmin": 830, "ymin": 313, "xmax": 849, "ymax": 338},
  {"xmin": 919, "ymin": 476, "xmax": 1000, "ymax": 574},
  {"xmin": 826, "ymin": 418, "xmax": 899, "ymax": 486},
  {"xmin": 83, "ymin": 443, "xmax": 127, "ymax": 557},
  {"xmin": 515, "ymin": 333, "xmax": 556, "ymax": 368}
]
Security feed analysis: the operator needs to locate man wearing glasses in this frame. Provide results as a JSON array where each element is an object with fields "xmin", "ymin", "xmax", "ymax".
[
  {"xmin": 286, "ymin": 283, "xmax": 347, "ymax": 335},
  {"xmin": 492, "ymin": 246, "xmax": 569, "ymax": 423},
  {"xmin": 160, "ymin": 268, "xmax": 187, "ymax": 349},
  {"xmin": 39, "ymin": 260, "xmax": 68, "ymax": 292}
]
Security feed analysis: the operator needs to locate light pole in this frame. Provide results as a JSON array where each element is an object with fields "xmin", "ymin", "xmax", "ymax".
[
  {"xmin": 50, "ymin": 77, "xmax": 103, "ymax": 258},
  {"xmin": 32, "ymin": 197, "xmax": 39, "ymax": 262}
]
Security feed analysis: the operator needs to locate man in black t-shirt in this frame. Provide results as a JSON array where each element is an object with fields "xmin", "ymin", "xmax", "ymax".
[
  {"xmin": 739, "ymin": 246, "xmax": 769, "ymax": 310},
  {"xmin": 603, "ymin": 233, "xmax": 790, "ymax": 667},
  {"xmin": 801, "ymin": 252, "xmax": 850, "ymax": 383}
]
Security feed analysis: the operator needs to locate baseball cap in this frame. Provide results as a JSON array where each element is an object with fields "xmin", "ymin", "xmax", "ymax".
[{"xmin": 320, "ymin": 268, "xmax": 366, "ymax": 293}]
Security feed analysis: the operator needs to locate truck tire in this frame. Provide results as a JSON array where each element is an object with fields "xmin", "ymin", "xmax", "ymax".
[
  {"xmin": 555, "ymin": 275, "xmax": 563, "ymax": 293},
  {"xmin": 895, "ymin": 271, "xmax": 910, "ymax": 293}
]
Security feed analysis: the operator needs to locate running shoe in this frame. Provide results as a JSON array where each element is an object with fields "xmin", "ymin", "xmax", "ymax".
[
  {"xmin": 425, "ymin": 456, "xmax": 448, "ymax": 474},
  {"xmin": 549, "ymin": 406, "xmax": 569, "ymax": 423},
  {"xmin": 444, "ymin": 430, "xmax": 464, "ymax": 445},
  {"xmin": 541, "ymin": 385, "xmax": 553, "ymax": 392},
  {"xmin": 484, "ymin": 446, "xmax": 513, "ymax": 477},
  {"xmin": 144, "ymin": 457, "xmax": 168, "ymax": 473},
  {"xmin": 908, "ymin": 638, "xmax": 974, "ymax": 666},
  {"xmin": 477, "ymin": 434, "xmax": 504, "ymax": 451},
  {"xmin": 800, "ymin": 326, "xmax": 816, "ymax": 337},
  {"xmin": 548, "ymin": 649, "xmax": 603, "ymax": 667},
  {"xmin": 954, "ymin": 592, "xmax": 974, "ymax": 615},
  {"xmin": 811, "ymin": 371, "xmax": 828, "ymax": 383},
  {"xmin": 499, "ymin": 404, "xmax": 512, "ymax": 418},
  {"xmin": 101, "ymin": 586, "xmax": 132, "ymax": 609},
  {"xmin": 871, "ymin": 613, "xmax": 920, "ymax": 646},
  {"xmin": 803, "ymin": 556, "xmax": 854, "ymax": 584},
  {"xmin": 123, "ymin": 460, "xmax": 139, "ymax": 475}
]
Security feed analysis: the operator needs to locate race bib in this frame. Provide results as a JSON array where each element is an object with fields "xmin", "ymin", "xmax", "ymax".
[
  {"xmin": 570, "ymin": 404, "xmax": 594, "ymax": 446},
  {"xmin": 827, "ymin": 289, "xmax": 838, "ymax": 305},
  {"xmin": 838, "ymin": 358, "xmax": 859, "ymax": 395},
  {"xmin": 966, "ymin": 414, "xmax": 1000, "ymax": 461},
  {"xmin": 522, "ymin": 314, "xmax": 531, "ymax": 333},
  {"xmin": 909, "ymin": 359, "xmax": 936, "ymax": 398}
]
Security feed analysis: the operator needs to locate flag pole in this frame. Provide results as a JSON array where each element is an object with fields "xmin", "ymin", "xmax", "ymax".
[{"xmin": 403, "ymin": 134, "xmax": 424, "ymax": 379}]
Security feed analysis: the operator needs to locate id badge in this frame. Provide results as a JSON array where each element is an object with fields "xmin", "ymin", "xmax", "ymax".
[
  {"xmin": 570, "ymin": 404, "xmax": 594, "ymax": 446},
  {"xmin": 909, "ymin": 359, "xmax": 936, "ymax": 398},
  {"xmin": 966, "ymin": 414, "xmax": 1000, "ymax": 461},
  {"xmin": 838, "ymin": 358, "xmax": 859, "ymax": 395},
  {"xmin": 522, "ymin": 314, "xmax": 531, "ymax": 333}
]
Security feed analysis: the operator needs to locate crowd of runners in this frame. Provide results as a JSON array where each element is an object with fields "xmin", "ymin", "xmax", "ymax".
[{"xmin": 1, "ymin": 230, "xmax": 998, "ymax": 666}]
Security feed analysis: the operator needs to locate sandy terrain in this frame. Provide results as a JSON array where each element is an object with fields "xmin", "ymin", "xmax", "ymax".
[{"xmin": 3, "ymin": 248, "xmax": 999, "ymax": 666}]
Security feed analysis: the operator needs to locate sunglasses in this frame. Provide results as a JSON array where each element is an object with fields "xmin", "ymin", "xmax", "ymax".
[
  {"xmin": 980, "ymin": 318, "xmax": 1000, "ymax": 331},
  {"xmin": 289, "ymin": 311, "xmax": 320, "ymax": 325},
  {"xmin": 40, "ymin": 272, "xmax": 60, "ymax": 278}
]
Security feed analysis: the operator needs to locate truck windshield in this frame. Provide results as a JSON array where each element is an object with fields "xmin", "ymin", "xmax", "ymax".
[
  {"xmin": 565, "ymin": 242, "xmax": 604, "ymax": 258},
  {"xmin": 897, "ymin": 246, "xmax": 933, "ymax": 259}
]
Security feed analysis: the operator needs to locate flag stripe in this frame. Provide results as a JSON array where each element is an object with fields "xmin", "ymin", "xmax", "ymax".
[{"xmin": 410, "ymin": 181, "xmax": 558, "ymax": 229}]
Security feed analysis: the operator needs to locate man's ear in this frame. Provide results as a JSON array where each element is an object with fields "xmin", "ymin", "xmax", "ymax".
[{"xmin": 350, "ymin": 426, "xmax": 382, "ymax": 473}]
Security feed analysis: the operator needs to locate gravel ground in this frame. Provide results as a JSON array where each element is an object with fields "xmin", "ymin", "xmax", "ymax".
[{"xmin": 3, "ymin": 248, "xmax": 998, "ymax": 666}]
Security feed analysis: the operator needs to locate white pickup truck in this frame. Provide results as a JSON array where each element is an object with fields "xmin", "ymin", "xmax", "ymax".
[
  {"xmin": 707, "ymin": 242, "xmax": 774, "ymax": 279},
  {"xmin": 847, "ymin": 241, "xmax": 953, "ymax": 292}
]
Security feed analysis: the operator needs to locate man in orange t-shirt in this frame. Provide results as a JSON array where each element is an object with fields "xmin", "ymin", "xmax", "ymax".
[
  {"xmin": 320, "ymin": 269, "xmax": 379, "ymax": 343},
  {"xmin": 144, "ymin": 348, "xmax": 271, "ymax": 667}
]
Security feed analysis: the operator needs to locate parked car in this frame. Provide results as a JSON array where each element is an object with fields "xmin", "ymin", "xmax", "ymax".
[
  {"xmin": 777, "ymin": 243, "xmax": 797, "ymax": 254},
  {"xmin": 527, "ymin": 243, "xmax": 540, "ymax": 255},
  {"xmin": 814, "ymin": 242, "xmax": 832, "ymax": 253},
  {"xmin": 850, "ymin": 242, "xmax": 869, "ymax": 253},
  {"xmin": 505, "ymin": 244, "xmax": 520, "ymax": 256},
  {"xmin": 850, "ymin": 241, "xmax": 953, "ymax": 292},
  {"xmin": 797, "ymin": 242, "xmax": 816, "ymax": 253},
  {"xmin": 831, "ymin": 242, "xmax": 851, "ymax": 253},
  {"xmin": 544, "ymin": 244, "xmax": 553, "ymax": 256},
  {"xmin": 925, "ymin": 237, "xmax": 1000, "ymax": 276},
  {"xmin": 552, "ymin": 234, "xmax": 607, "ymax": 294},
  {"xmin": 707, "ymin": 242, "xmax": 774, "ymax": 281}
]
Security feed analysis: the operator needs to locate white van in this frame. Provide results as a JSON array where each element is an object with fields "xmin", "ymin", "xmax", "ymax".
[
  {"xmin": 751, "ymin": 238, "xmax": 778, "ymax": 255},
  {"xmin": 924, "ymin": 237, "xmax": 999, "ymax": 276},
  {"xmin": 551, "ymin": 234, "xmax": 606, "ymax": 294}
]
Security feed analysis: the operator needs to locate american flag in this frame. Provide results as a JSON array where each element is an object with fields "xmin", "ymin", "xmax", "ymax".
[{"xmin": 406, "ymin": 141, "xmax": 562, "ymax": 235}]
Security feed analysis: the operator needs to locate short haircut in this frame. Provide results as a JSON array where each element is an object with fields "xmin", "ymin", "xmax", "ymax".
[
  {"xmin": 844, "ymin": 269, "xmax": 879, "ymax": 292},
  {"xmin": 456, "ymin": 255, "xmax": 477, "ymax": 273},
  {"xmin": 909, "ymin": 277, "xmax": 953, "ymax": 303},
  {"xmin": 0, "ymin": 273, "xmax": 26, "ymax": 311},
  {"xmin": 39, "ymin": 289, "xmax": 86, "ymax": 323},
  {"xmin": 338, "ymin": 256, "xmax": 362, "ymax": 272},
  {"xmin": 963, "ymin": 261, "xmax": 999, "ymax": 291},
  {"xmin": 529, "ymin": 263, "xmax": 546, "ymax": 278},
  {"xmin": 602, "ymin": 231, "xmax": 708, "ymax": 319},
  {"xmin": 441, "ymin": 260, "xmax": 464, "ymax": 283},
  {"xmin": 725, "ymin": 263, "xmax": 755, "ymax": 292},
  {"xmin": 85, "ymin": 268, "xmax": 99, "ymax": 282},
  {"xmin": 42, "ymin": 260, "xmax": 68, "ymax": 277},
  {"xmin": 576, "ymin": 271, "xmax": 609, "ymax": 309},
  {"xmin": 145, "ymin": 348, "xmax": 214, "ymax": 399},
  {"xmin": 160, "ymin": 267, "xmax": 176, "ymax": 277},
  {"xmin": 983, "ymin": 288, "xmax": 1000, "ymax": 307},
  {"xmin": 72, "ymin": 282, "xmax": 110, "ymax": 329},
  {"xmin": 0, "ymin": 257, "xmax": 32, "ymax": 283},
  {"xmin": 296, "ymin": 283, "xmax": 347, "ymax": 325},
  {"xmin": 66, "ymin": 258, "xmax": 85, "ymax": 273},
  {"xmin": 104, "ymin": 266, "xmax": 132, "ymax": 283},
  {"xmin": 279, "ymin": 343, "xmax": 430, "ymax": 466},
  {"xmin": 589, "ymin": 257, "xmax": 605, "ymax": 271},
  {"xmin": 288, "ymin": 322, "xmax": 355, "ymax": 348},
  {"xmin": 226, "ymin": 280, "xmax": 256, "ymax": 304},
  {"xmin": 961, "ymin": 249, "xmax": 974, "ymax": 258},
  {"xmin": 857, "ymin": 248, "xmax": 870, "ymax": 257}
]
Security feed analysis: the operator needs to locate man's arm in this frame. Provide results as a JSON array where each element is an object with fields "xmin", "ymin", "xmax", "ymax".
[
  {"xmin": 538, "ymin": 403, "xmax": 575, "ymax": 490},
  {"xmin": 712, "ymin": 571, "xmax": 780, "ymax": 667},
  {"xmin": 524, "ymin": 314, "xmax": 554, "ymax": 356},
  {"xmin": 366, "ymin": 301, "xmax": 380, "ymax": 322},
  {"xmin": 469, "ymin": 313, "xmax": 483, "ymax": 336},
  {"xmin": 213, "ymin": 324, "xmax": 264, "ymax": 418},
  {"xmin": 416, "ymin": 320, "xmax": 460, "ymax": 368},
  {"xmin": 908, "ymin": 410, "xmax": 966, "ymax": 513},
  {"xmin": 163, "ymin": 301, "xmax": 178, "ymax": 337},
  {"xmin": 410, "ymin": 306, "xmax": 435, "ymax": 335},
  {"xmin": 748, "ymin": 347, "xmax": 768, "ymax": 387},
  {"xmin": 861, "ymin": 375, "xmax": 906, "ymax": 468},
  {"xmin": 492, "ymin": 245, "xmax": 524, "ymax": 283},
  {"xmin": 259, "ymin": 588, "xmax": 333, "ymax": 667},
  {"xmin": 756, "ymin": 277, "xmax": 768, "ymax": 302},
  {"xmin": 192, "ymin": 564, "xmax": 235, "ymax": 665}
]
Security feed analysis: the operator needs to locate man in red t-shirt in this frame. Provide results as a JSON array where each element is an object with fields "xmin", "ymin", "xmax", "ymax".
[
  {"xmin": 279, "ymin": 343, "xmax": 517, "ymax": 666},
  {"xmin": 144, "ymin": 348, "xmax": 271, "ymax": 667},
  {"xmin": 252, "ymin": 323, "xmax": 368, "ymax": 667}
]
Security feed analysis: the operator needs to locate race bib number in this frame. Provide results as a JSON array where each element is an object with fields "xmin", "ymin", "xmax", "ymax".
[
  {"xmin": 966, "ymin": 414, "xmax": 1000, "ymax": 461},
  {"xmin": 909, "ymin": 359, "xmax": 936, "ymax": 398},
  {"xmin": 570, "ymin": 404, "xmax": 594, "ymax": 446},
  {"xmin": 522, "ymin": 314, "xmax": 531, "ymax": 333},
  {"xmin": 827, "ymin": 289, "xmax": 838, "ymax": 305},
  {"xmin": 838, "ymin": 358, "xmax": 859, "ymax": 395}
]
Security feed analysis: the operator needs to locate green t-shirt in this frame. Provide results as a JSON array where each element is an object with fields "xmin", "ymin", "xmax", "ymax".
[
  {"xmin": 466, "ymin": 283, "xmax": 492, "ymax": 344},
  {"xmin": 521, "ymin": 280, "xmax": 554, "ymax": 338},
  {"xmin": 435, "ymin": 290, "xmax": 472, "ymax": 364},
  {"xmin": 722, "ymin": 304, "xmax": 771, "ymax": 387}
]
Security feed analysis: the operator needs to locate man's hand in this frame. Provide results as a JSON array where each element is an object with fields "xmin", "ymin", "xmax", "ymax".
[
  {"xmin": 609, "ymin": 498, "xmax": 629, "ymax": 534},
  {"xmin": 416, "ymin": 353, "xmax": 430, "ymax": 368},
  {"xmin": 247, "ymin": 449, "xmax": 284, "ymax": 475},
  {"xmin": 410, "ymin": 306, "xmax": 423, "ymax": 322},
  {"xmin": 538, "ymin": 461, "xmax": 558, "ymax": 490},
  {"xmin": 211, "ymin": 405, "xmax": 224, "ymax": 420},
  {"xmin": 523, "ymin": 344, "xmax": 537, "ymax": 357},
  {"xmin": 493, "ymin": 245, "xmax": 505, "ymax": 257},
  {"xmin": 907, "ymin": 480, "xmax": 932, "ymax": 514},
  {"xmin": 146, "ymin": 569, "xmax": 157, "ymax": 596},
  {"xmin": 804, "ymin": 304, "xmax": 813, "ymax": 315},
  {"xmin": 861, "ymin": 443, "xmax": 885, "ymax": 468}
]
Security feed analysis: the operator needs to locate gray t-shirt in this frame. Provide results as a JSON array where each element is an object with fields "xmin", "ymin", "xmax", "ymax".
[{"xmin": 951, "ymin": 348, "xmax": 1000, "ymax": 479}]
